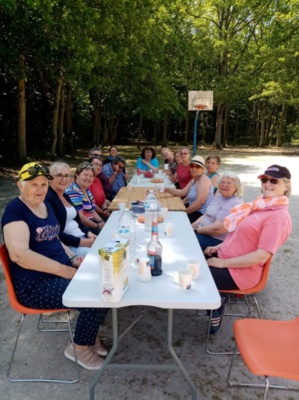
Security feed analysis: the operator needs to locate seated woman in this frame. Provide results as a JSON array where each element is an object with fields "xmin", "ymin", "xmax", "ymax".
[
  {"xmin": 88, "ymin": 157, "xmax": 111, "ymax": 221},
  {"xmin": 192, "ymin": 172, "xmax": 243, "ymax": 251},
  {"xmin": 1, "ymin": 162, "xmax": 109, "ymax": 370},
  {"xmin": 205, "ymin": 165, "xmax": 292, "ymax": 334},
  {"xmin": 168, "ymin": 150, "xmax": 182, "ymax": 187},
  {"xmin": 136, "ymin": 146, "xmax": 159, "ymax": 173},
  {"xmin": 46, "ymin": 161, "xmax": 97, "ymax": 256},
  {"xmin": 205, "ymin": 154, "xmax": 221, "ymax": 192},
  {"xmin": 66, "ymin": 162, "xmax": 105, "ymax": 235},
  {"xmin": 103, "ymin": 145, "xmax": 118, "ymax": 165},
  {"xmin": 165, "ymin": 155, "xmax": 214, "ymax": 223}
]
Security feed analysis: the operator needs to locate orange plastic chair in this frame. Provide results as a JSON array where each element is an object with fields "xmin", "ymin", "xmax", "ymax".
[
  {"xmin": 0, "ymin": 243, "xmax": 79, "ymax": 383},
  {"xmin": 206, "ymin": 256, "xmax": 272, "ymax": 355},
  {"xmin": 227, "ymin": 318, "xmax": 299, "ymax": 399}
]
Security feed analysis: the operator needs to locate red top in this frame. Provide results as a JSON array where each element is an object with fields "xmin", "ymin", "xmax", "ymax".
[
  {"xmin": 176, "ymin": 164, "xmax": 192, "ymax": 189},
  {"xmin": 89, "ymin": 177, "xmax": 106, "ymax": 207}
]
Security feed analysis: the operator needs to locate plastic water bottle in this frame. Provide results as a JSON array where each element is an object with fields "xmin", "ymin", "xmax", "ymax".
[
  {"xmin": 118, "ymin": 208, "xmax": 136, "ymax": 263},
  {"xmin": 144, "ymin": 190, "xmax": 158, "ymax": 232}
]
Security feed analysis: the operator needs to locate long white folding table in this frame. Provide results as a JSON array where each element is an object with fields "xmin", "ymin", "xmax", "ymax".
[
  {"xmin": 63, "ymin": 211, "xmax": 221, "ymax": 400},
  {"xmin": 129, "ymin": 172, "xmax": 175, "ymax": 188}
]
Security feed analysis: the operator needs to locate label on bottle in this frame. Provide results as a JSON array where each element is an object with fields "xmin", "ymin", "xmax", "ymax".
[
  {"xmin": 148, "ymin": 253, "xmax": 162, "ymax": 276},
  {"xmin": 118, "ymin": 224, "xmax": 130, "ymax": 234}
]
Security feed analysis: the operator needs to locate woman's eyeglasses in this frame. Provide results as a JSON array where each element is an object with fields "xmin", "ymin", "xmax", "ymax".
[
  {"xmin": 54, "ymin": 173, "xmax": 71, "ymax": 179},
  {"xmin": 190, "ymin": 164, "xmax": 202, "ymax": 169},
  {"xmin": 260, "ymin": 178, "xmax": 279, "ymax": 185}
]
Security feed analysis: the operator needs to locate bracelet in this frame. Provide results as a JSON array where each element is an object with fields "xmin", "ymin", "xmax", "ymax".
[
  {"xmin": 102, "ymin": 208, "xmax": 108, "ymax": 211},
  {"xmin": 97, "ymin": 221, "xmax": 102, "ymax": 228},
  {"xmin": 69, "ymin": 255, "xmax": 76, "ymax": 262}
]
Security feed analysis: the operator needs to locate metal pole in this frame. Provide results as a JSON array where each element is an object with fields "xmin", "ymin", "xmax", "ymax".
[{"xmin": 193, "ymin": 109, "xmax": 199, "ymax": 156}]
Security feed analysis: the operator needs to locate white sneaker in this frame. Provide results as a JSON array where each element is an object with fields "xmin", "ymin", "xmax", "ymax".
[{"xmin": 93, "ymin": 337, "xmax": 108, "ymax": 357}]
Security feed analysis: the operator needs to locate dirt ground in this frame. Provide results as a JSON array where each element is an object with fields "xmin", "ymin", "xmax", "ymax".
[{"xmin": 0, "ymin": 148, "xmax": 298, "ymax": 400}]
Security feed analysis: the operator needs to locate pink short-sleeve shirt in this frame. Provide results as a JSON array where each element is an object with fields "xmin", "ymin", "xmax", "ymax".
[{"xmin": 218, "ymin": 205, "xmax": 292, "ymax": 290}]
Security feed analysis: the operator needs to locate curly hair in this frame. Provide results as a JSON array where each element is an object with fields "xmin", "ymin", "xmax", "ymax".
[{"xmin": 141, "ymin": 146, "xmax": 156, "ymax": 159}]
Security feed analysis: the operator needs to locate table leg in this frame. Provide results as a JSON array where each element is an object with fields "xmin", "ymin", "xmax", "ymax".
[
  {"xmin": 89, "ymin": 308, "xmax": 119, "ymax": 400},
  {"xmin": 167, "ymin": 309, "xmax": 198, "ymax": 400}
]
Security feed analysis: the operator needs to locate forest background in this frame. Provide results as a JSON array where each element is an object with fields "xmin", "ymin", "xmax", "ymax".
[{"xmin": 1, "ymin": 0, "xmax": 299, "ymax": 163}]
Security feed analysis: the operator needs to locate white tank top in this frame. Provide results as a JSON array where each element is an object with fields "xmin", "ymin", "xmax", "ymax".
[{"xmin": 64, "ymin": 206, "xmax": 84, "ymax": 238}]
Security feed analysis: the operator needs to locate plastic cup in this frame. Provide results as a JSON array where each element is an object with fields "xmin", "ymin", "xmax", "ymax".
[
  {"xmin": 127, "ymin": 183, "xmax": 133, "ymax": 191},
  {"xmin": 137, "ymin": 258, "xmax": 152, "ymax": 281},
  {"xmin": 160, "ymin": 207, "xmax": 168, "ymax": 219},
  {"xmin": 164, "ymin": 164, "xmax": 169, "ymax": 171},
  {"xmin": 136, "ymin": 176, "xmax": 141, "ymax": 185},
  {"xmin": 187, "ymin": 259, "xmax": 200, "ymax": 280},
  {"xmin": 178, "ymin": 269, "xmax": 192, "ymax": 291},
  {"xmin": 163, "ymin": 222, "xmax": 173, "ymax": 237},
  {"xmin": 118, "ymin": 202, "xmax": 126, "ymax": 211}
]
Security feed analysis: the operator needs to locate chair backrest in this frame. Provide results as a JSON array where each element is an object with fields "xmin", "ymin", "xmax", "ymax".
[
  {"xmin": 221, "ymin": 256, "xmax": 272, "ymax": 295},
  {"xmin": 0, "ymin": 243, "xmax": 41, "ymax": 314}
]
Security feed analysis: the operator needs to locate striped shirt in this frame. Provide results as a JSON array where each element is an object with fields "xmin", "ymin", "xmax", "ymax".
[
  {"xmin": 187, "ymin": 177, "xmax": 214, "ymax": 214},
  {"xmin": 65, "ymin": 181, "xmax": 95, "ymax": 220}
]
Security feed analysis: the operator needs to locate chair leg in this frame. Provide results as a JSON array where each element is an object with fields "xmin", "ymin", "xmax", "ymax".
[
  {"xmin": 227, "ymin": 346, "xmax": 299, "ymax": 398},
  {"xmin": 224, "ymin": 295, "xmax": 251, "ymax": 317},
  {"xmin": 8, "ymin": 312, "xmax": 79, "ymax": 383},
  {"xmin": 37, "ymin": 312, "xmax": 76, "ymax": 332},
  {"xmin": 205, "ymin": 295, "xmax": 263, "ymax": 355}
]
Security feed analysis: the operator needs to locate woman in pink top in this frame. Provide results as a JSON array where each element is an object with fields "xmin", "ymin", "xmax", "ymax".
[{"xmin": 204, "ymin": 165, "xmax": 292, "ymax": 334}]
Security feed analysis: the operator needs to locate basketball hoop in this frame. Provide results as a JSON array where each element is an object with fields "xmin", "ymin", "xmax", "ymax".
[{"xmin": 195, "ymin": 104, "xmax": 208, "ymax": 111}]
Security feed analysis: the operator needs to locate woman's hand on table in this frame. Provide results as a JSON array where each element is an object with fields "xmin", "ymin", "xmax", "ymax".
[{"xmin": 80, "ymin": 236, "xmax": 96, "ymax": 247}]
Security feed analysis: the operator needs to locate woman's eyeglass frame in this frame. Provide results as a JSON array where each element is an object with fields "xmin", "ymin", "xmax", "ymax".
[{"xmin": 53, "ymin": 173, "xmax": 71, "ymax": 179}]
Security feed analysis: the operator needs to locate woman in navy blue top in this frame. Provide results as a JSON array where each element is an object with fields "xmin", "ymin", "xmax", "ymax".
[{"xmin": 1, "ymin": 162, "xmax": 109, "ymax": 370}]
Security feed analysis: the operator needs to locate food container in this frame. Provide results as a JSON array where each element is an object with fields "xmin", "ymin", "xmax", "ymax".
[
  {"xmin": 131, "ymin": 201, "xmax": 145, "ymax": 216},
  {"xmin": 99, "ymin": 238, "xmax": 130, "ymax": 302},
  {"xmin": 143, "ymin": 170, "xmax": 154, "ymax": 178}
]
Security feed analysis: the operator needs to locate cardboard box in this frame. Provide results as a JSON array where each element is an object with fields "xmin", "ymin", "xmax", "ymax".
[{"xmin": 98, "ymin": 238, "xmax": 130, "ymax": 302}]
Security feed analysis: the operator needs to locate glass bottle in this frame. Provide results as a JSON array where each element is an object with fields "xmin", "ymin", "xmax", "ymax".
[{"xmin": 147, "ymin": 218, "xmax": 163, "ymax": 276}]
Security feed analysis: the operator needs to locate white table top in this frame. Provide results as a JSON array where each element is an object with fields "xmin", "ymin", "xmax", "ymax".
[
  {"xmin": 129, "ymin": 173, "xmax": 175, "ymax": 188},
  {"xmin": 63, "ymin": 212, "xmax": 221, "ymax": 310}
]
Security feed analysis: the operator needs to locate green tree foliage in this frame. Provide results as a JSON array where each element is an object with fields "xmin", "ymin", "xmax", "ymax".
[{"xmin": 1, "ymin": 0, "xmax": 299, "ymax": 161}]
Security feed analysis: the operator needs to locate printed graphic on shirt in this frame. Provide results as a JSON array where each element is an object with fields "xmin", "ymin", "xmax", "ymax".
[{"xmin": 35, "ymin": 225, "xmax": 60, "ymax": 242}]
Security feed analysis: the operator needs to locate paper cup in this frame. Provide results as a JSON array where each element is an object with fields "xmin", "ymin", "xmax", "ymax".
[
  {"xmin": 178, "ymin": 269, "xmax": 192, "ymax": 291},
  {"xmin": 118, "ymin": 202, "xmax": 126, "ymax": 211},
  {"xmin": 187, "ymin": 259, "xmax": 200, "ymax": 280},
  {"xmin": 164, "ymin": 163, "xmax": 169, "ymax": 170},
  {"xmin": 163, "ymin": 222, "xmax": 173, "ymax": 237},
  {"xmin": 137, "ymin": 258, "xmax": 152, "ymax": 281}
]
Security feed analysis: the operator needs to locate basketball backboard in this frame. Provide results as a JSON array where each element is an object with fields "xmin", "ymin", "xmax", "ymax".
[{"xmin": 188, "ymin": 91, "xmax": 213, "ymax": 111}]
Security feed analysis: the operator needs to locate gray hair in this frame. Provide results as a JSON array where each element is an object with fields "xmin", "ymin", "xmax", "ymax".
[
  {"xmin": 49, "ymin": 161, "xmax": 71, "ymax": 177},
  {"xmin": 113, "ymin": 155, "xmax": 126, "ymax": 166},
  {"xmin": 75, "ymin": 162, "xmax": 97, "ymax": 177},
  {"xmin": 218, "ymin": 171, "xmax": 244, "ymax": 197}
]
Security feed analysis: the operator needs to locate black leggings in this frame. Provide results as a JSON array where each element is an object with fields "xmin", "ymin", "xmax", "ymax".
[{"xmin": 209, "ymin": 266, "xmax": 239, "ymax": 291}]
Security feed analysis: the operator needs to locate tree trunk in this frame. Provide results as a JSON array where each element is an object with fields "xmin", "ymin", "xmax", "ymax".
[
  {"xmin": 259, "ymin": 101, "xmax": 267, "ymax": 147},
  {"xmin": 66, "ymin": 86, "xmax": 74, "ymax": 156},
  {"xmin": 57, "ymin": 82, "xmax": 65, "ymax": 156},
  {"xmin": 50, "ymin": 77, "xmax": 63, "ymax": 157},
  {"xmin": 93, "ymin": 105, "xmax": 101, "ymax": 145},
  {"xmin": 214, "ymin": 102, "xmax": 224, "ymax": 149},
  {"xmin": 102, "ymin": 116, "xmax": 109, "ymax": 146},
  {"xmin": 162, "ymin": 112, "xmax": 168, "ymax": 145},
  {"xmin": 184, "ymin": 110, "xmax": 189, "ymax": 144},
  {"xmin": 276, "ymin": 103, "xmax": 285, "ymax": 147},
  {"xmin": 222, "ymin": 105, "xmax": 229, "ymax": 147},
  {"xmin": 17, "ymin": 54, "xmax": 27, "ymax": 161},
  {"xmin": 137, "ymin": 114, "xmax": 142, "ymax": 149}
]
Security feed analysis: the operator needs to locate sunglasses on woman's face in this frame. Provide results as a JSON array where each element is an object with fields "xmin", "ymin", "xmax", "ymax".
[
  {"xmin": 190, "ymin": 164, "xmax": 202, "ymax": 169},
  {"xmin": 260, "ymin": 178, "xmax": 279, "ymax": 185}
]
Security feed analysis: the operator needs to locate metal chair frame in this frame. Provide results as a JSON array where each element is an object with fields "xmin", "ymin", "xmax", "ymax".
[
  {"xmin": 0, "ymin": 243, "xmax": 79, "ymax": 383},
  {"xmin": 227, "ymin": 318, "xmax": 299, "ymax": 399},
  {"xmin": 205, "ymin": 256, "xmax": 272, "ymax": 355}
]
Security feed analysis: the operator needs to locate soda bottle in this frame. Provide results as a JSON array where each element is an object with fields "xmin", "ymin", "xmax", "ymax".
[
  {"xmin": 147, "ymin": 218, "xmax": 162, "ymax": 276},
  {"xmin": 118, "ymin": 208, "xmax": 136, "ymax": 263}
]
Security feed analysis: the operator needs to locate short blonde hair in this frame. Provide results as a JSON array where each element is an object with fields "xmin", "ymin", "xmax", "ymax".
[{"xmin": 218, "ymin": 171, "xmax": 244, "ymax": 197}]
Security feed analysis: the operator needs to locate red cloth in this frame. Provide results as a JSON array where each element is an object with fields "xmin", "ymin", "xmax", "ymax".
[
  {"xmin": 89, "ymin": 177, "xmax": 106, "ymax": 207},
  {"xmin": 176, "ymin": 164, "xmax": 192, "ymax": 189}
]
